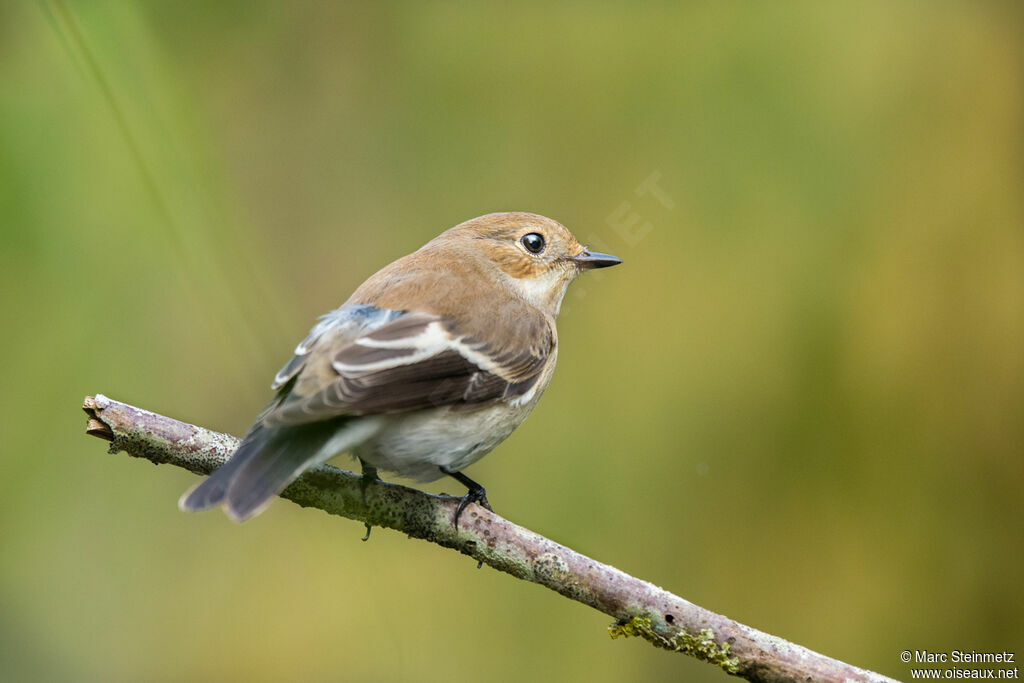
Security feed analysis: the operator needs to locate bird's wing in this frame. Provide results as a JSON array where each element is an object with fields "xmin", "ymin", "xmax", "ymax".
[
  {"xmin": 181, "ymin": 302, "xmax": 552, "ymax": 521},
  {"xmin": 262, "ymin": 303, "xmax": 553, "ymax": 427}
]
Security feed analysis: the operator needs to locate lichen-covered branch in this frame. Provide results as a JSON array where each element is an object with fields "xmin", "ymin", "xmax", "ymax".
[{"xmin": 82, "ymin": 394, "xmax": 895, "ymax": 683}]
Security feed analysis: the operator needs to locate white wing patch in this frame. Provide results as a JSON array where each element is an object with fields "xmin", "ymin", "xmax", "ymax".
[
  {"xmin": 332, "ymin": 319, "xmax": 502, "ymax": 376},
  {"xmin": 271, "ymin": 305, "xmax": 402, "ymax": 390},
  {"xmin": 266, "ymin": 305, "xmax": 550, "ymax": 423},
  {"xmin": 332, "ymin": 321, "xmax": 448, "ymax": 373}
]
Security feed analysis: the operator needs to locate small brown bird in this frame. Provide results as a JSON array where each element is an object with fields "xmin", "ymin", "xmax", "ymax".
[{"xmin": 180, "ymin": 212, "xmax": 621, "ymax": 522}]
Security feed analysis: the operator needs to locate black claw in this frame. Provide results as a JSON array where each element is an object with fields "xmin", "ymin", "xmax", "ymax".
[
  {"xmin": 441, "ymin": 467, "xmax": 493, "ymax": 529},
  {"xmin": 362, "ymin": 522, "xmax": 372, "ymax": 542}
]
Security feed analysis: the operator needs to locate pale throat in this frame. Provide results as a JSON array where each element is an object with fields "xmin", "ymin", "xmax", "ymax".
[{"xmin": 506, "ymin": 267, "xmax": 575, "ymax": 316}]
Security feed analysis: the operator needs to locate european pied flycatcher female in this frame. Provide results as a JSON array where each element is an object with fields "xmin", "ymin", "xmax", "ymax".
[{"xmin": 180, "ymin": 212, "xmax": 620, "ymax": 523}]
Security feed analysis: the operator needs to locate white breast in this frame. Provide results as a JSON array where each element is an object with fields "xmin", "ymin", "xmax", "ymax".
[{"xmin": 351, "ymin": 399, "xmax": 538, "ymax": 482}]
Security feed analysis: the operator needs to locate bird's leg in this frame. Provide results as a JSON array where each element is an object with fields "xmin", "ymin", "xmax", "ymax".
[
  {"xmin": 359, "ymin": 459, "xmax": 380, "ymax": 541},
  {"xmin": 359, "ymin": 460, "xmax": 380, "ymax": 495},
  {"xmin": 440, "ymin": 467, "xmax": 493, "ymax": 529}
]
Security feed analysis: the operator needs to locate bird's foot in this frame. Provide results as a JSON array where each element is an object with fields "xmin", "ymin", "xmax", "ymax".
[{"xmin": 441, "ymin": 467, "xmax": 493, "ymax": 529}]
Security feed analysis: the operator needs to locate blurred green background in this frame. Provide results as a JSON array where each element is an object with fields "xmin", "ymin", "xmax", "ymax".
[{"xmin": 2, "ymin": 2, "xmax": 1022, "ymax": 681}]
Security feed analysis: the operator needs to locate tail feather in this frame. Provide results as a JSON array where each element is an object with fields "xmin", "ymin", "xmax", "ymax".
[
  {"xmin": 178, "ymin": 421, "xmax": 340, "ymax": 522},
  {"xmin": 222, "ymin": 423, "xmax": 339, "ymax": 521},
  {"xmin": 178, "ymin": 435, "xmax": 256, "ymax": 512}
]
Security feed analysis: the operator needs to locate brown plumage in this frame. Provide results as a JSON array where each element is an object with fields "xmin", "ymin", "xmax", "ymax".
[{"xmin": 179, "ymin": 212, "xmax": 621, "ymax": 522}]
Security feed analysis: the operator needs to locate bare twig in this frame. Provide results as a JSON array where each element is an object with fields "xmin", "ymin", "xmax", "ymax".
[{"xmin": 82, "ymin": 394, "xmax": 896, "ymax": 683}]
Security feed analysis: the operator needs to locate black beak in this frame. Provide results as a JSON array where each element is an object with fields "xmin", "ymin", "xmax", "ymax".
[{"xmin": 572, "ymin": 250, "xmax": 622, "ymax": 270}]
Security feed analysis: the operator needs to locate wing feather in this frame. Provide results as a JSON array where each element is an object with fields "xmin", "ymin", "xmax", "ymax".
[{"xmin": 263, "ymin": 306, "xmax": 553, "ymax": 427}]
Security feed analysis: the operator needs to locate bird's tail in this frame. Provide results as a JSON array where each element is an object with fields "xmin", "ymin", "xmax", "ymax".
[{"xmin": 178, "ymin": 420, "xmax": 342, "ymax": 522}]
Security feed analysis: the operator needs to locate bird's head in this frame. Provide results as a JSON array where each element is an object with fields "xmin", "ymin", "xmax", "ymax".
[{"xmin": 435, "ymin": 212, "xmax": 621, "ymax": 315}]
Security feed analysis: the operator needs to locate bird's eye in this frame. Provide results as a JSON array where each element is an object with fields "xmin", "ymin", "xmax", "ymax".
[{"xmin": 520, "ymin": 232, "xmax": 545, "ymax": 254}]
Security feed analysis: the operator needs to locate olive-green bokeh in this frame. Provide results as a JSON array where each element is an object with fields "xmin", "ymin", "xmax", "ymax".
[{"xmin": 2, "ymin": 2, "xmax": 1021, "ymax": 681}]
